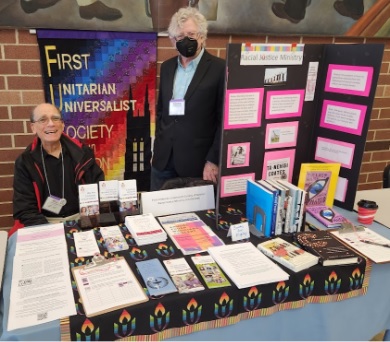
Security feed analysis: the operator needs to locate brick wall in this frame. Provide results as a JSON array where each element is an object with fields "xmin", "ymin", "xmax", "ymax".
[{"xmin": 0, "ymin": 29, "xmax": 389, "ymax": 230}]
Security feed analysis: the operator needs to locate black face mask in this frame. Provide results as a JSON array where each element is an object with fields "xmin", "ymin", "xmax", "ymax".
[{"xmin": 176, "ymin": 37, "xmax": 198, "ymax": 58}]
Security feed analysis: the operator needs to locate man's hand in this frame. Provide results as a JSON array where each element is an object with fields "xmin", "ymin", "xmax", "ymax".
[{"xmin": 203, "ymin": 161, "xmax": 218, "ymax": 183}]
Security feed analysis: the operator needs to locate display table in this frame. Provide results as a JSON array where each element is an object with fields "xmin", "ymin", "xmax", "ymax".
[{"xmin": 1, "ymin": 206, "xmax": 390, "ymax": 341}]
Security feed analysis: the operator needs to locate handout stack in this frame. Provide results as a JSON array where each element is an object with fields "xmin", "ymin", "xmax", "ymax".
[
  {"xmin": 125, "ymin": 213, "xmax": 167, "ymax": 246},
  {"xmin": 158, "ymin": 212, "xmax": 224, "ymax": 255},
  {"xmin": 208, "ymin": 242, "xmax": 289, "ymax": 289}
]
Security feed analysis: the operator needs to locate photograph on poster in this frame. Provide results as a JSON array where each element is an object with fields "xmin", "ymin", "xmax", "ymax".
[
  {"xmin": 315, "ymin": 137, "xmax": 355, "ymax": 169},
  {"xmin": 320, "ymin": 100, "xmax": 367, "ymax": 136},
  {"xmin": 227, "ymin": 143, "xmax": 250, "ymax": 168},
  {"xmin": 220, "ymin": 173, "xmax": 255, "ymax": 198},
  {"xmin": 325, "ymin": 64, "xmax": 373, "ymax": 97},
  {"xmin": 265, "ymin": 89, "xmax": 304, "ymax": 119},
  {"xmin": 305, "ymin": 61, "xmax": 319, "ymax": 101},
  {"xmin": 264, "ymin": 67, "xmax": 287, "ymax": 86},
  {"xmin": 224, "ymin": 88, "xmax": 263, "ymax": 129},
  {"xmin": 265, "ymin": 121, "xmax": 299, "ymax": 149},
  {"xmin": 262, "ymin": 149, "xmax": 295, "ymax": 182}
]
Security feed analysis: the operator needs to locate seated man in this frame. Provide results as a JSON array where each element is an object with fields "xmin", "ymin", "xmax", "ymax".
[{"xmin": 11, "ymin": 103, "xmax": 104, "ymax": 235}]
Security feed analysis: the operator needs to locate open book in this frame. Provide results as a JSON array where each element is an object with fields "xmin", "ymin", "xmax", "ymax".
[{"xmin": 330, "ymin": 227, "xmax": 390, "ymax": 264}]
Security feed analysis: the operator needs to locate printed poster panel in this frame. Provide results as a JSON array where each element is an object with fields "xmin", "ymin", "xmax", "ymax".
[
  {"xmin": 37, "ymin": 30, "xmax": 157, "ymax": 190},
  {"xmin": 324, "ymin": 64, "xmax": 373, "ymax": 97}
]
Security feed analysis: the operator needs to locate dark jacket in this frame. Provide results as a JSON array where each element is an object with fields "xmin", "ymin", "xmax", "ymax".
[
  {"xmin": 12, "ymin": 133, "xmax": 104, "ymax": 234},
  {"xmin": 152, "ymin": 50, "xmax": 225, "ymax": 177}
]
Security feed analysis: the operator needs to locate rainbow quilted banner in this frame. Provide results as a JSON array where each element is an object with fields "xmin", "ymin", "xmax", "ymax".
[{"xmin": 36, "ymin": 30, "xmax": 157, "ymax": 191}]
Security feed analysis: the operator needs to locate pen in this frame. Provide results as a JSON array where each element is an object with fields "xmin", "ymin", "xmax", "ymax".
[{"xmin": 359, "ymin": 240, "xmax": 390, "ymax": 248}]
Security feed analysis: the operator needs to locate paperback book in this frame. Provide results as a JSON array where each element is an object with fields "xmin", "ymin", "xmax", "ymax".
[
  {"xmin": 257, "ymin": 180, "xmax": 279, "ymax": 236},
  {"xmin": 297, "ymin": 163, "xmax": 347, "ymax": 228},
  {"xmin": 298, "ymin": 163, "xmax": 340, "ymax": 207},
  {"xmin": 257, "ymin": 237, "xmax": 319, "ymax": 272},
  {"xmin": 277, "ymin": 180, "xmax": 305, "ymax": 233},
  {"xmin": 246, "ymin": 179, "xmax": 278, "ymax": 237},
  {"xmin": 265, "ymin": 179, "xmax": 289, "ymax": 236},
  {"xmin": 295, "ymin": 230, "xmax": 360, "ymax": 266},
  {"xmin": 306, "ymin": 205, "xmax": 346, "ymax": 228}
]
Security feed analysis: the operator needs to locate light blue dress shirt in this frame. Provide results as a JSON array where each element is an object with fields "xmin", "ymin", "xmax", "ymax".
[{"xmin": 172, "ymin": 48, "xmax": 204, "ymax": 100}]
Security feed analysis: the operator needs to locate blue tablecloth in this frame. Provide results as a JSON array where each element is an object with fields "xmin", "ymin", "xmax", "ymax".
[{"xmin": 1, "ymin": 207, "xmax": 390, "ymax": 341}]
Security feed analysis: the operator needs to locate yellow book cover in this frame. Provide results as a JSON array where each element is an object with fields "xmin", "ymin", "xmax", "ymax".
[{"xmin": 297, "ymin": 163, "xmax": 341, "ymax": 207}]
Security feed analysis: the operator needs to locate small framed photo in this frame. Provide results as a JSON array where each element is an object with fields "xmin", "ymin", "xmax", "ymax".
[{"xmin": 227, "ymin": 142, "xmax": 250, "ymax": 168}]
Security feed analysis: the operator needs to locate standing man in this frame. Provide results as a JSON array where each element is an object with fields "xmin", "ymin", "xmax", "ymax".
[
  {"xmin": 12, "ymin": 103, "xmax": 104, "ymax": 235},
  {"xmin": 151, "ymin": 6, "xmax": 225, "ymax": 191}
]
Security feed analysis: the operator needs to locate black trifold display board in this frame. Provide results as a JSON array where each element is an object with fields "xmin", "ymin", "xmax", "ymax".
[{"xmin": 217, "ymin": 43, "xmax": 384, "ymax": 213}]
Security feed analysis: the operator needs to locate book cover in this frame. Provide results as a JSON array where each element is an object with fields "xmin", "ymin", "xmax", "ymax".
[
  {"xmin": 191, "ymin": 255, "xmax": 231, "ymax": 289},
  {"xmin": 266, "ymin": 179, "xmax": 288, "ymax": 236},
  {"xmin": 163, "ymin": 258, "xmax": 205, "ymax": 294},
  {"xmin": 306, "ymin": 205, "xmax": 346, "ymax": 228},
  {"xmin": 257, "ymin": 237, "xmax": 319, "ymax": 272},
  {"xmin": 277, "ymin": 180, "xmax": 305, "ymax": 233},
  {"xmin": 297, "ymin": 163, "xmax": 341, "ymax": 207},
  {"xmin": 246, "ymin": 179, "xmax": 277, "ymax": 237},
  {"xmin": 136, "ymin": 258, "xmax": 178, "ymax": 297},
  {"xmin": 295, "ymin": 230, "xmax": 360, "ymax": 266},
  {"xmin": 257, "ymin": 180, "xmax": 279, "ymax": 236}
]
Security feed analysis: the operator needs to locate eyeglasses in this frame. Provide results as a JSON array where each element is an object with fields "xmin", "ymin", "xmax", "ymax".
[
  {"xmin": 174, "ymin": 32, "xmax": 200, "ymax": 42},
  {"xmin": 32, "ymin": 116, "xmax": 63, "ymax": 125}
]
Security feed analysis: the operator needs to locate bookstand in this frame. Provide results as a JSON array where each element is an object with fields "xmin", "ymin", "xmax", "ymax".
[{"xmin": 249, "ymin": 205, "xmax": 266, "ymax": 237}]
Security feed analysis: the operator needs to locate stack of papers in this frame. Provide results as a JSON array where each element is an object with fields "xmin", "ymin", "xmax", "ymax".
[
  {"xmin": 8, "ymin": 223, "xmax": 76, "ymax": 331},
  {"xmin": 125, "ymin": 213, "xmax": 167, "ymax": 246},
  {"xmin": 208, "ymin": 242, "xmax": 290, "ymax": 289}
]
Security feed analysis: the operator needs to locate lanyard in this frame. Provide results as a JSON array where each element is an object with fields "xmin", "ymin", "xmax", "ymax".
[{"xmin": 40, "ymin": 144, "xmax": 66, "ymax": 206}]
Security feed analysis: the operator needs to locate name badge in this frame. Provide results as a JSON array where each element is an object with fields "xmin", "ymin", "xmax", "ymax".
[
  {"xmin": 169, "ymin": 99, "xmax": 185, "ymax": 115},
  {"xmin": 42, "ymin": 195, "xmax": 64, "ymax": 214}
]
